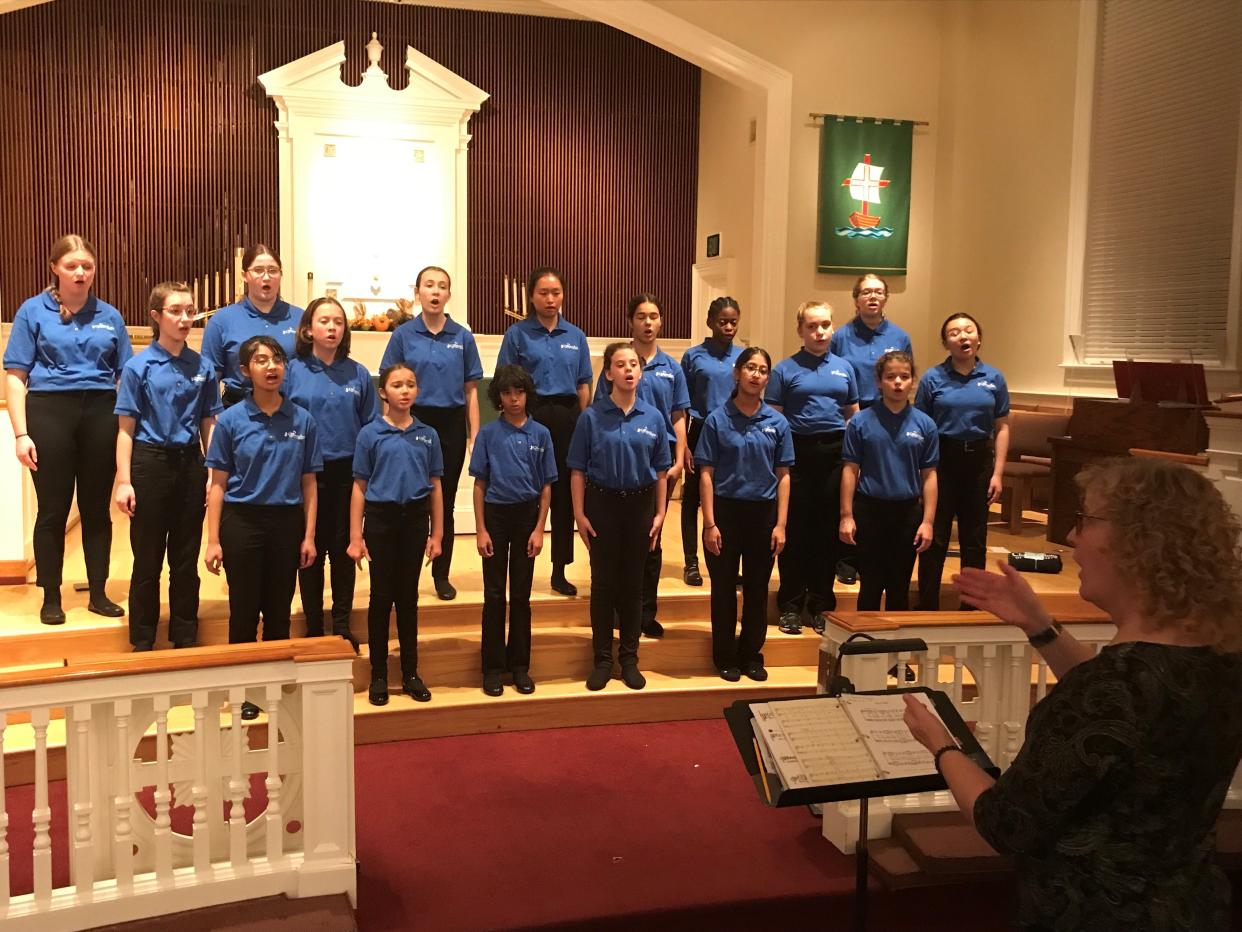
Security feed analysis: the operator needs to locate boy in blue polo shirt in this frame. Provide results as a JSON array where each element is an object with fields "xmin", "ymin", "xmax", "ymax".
[
  {"xmin": 469, "ymin": 365, "xmax": 557, "ymax": 697},
  {"xmin": 839, "ymin": 351, "xmax": 938, "ymax": 611},
  {"xmin": 115, "ymin": 281, "xmax": 222, "ymax": 651}
]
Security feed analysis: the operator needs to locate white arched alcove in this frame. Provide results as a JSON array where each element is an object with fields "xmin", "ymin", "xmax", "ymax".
[{"xmin": 259, "ymin": 33, "xmax": 488, "ymax": 323}]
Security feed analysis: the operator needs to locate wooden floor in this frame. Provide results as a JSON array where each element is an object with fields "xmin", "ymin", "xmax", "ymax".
[{"xmin": 0, "ymin": 499, "xmax": 1080, "ymax": 755}]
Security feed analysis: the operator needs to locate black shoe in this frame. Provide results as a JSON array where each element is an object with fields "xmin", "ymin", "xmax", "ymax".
[
  {"xmin": 132, "ymin": 643, "xmax": 153, "ymax": 652},
  {"xmin": 40, "ymin": 601, "xmax": 65, "ymax": 626},
  {"xmin": 586, "ymin": 664, "xmax": 611, "ymax": 691},
  {"xmin": 641, "ymin": 619, "xmax": 665, "ymax": 639},
  {"xmin": 778, "ymin": 611, "xmax": 802, "ymax": 635},
  {"xmin": 87, "ymin": 597, "xmax": 125, "ymax": 618},
  {"xmin": 512, "ymin": 668, "xmax": 536, "ymax": 694},
  {"xmin": 434, "ymin": 577, "xmax": 457, "ymax": 601},
  {"xmin": 683, "ymin": 562, "xmax": 703, "ymax": 586},
  {"xmin": 368, "ymin": 675, "xmax": 389, "ymax": 706},
  {"xmin": 620, "ymin": 664, "xmax": 646, "ymax": 690},
  {"xmin": 403, "ymin": 674, "xmax": 432, "ymax": 702},
  {"xmin": 482, "ymin": 674, "xmax": 504, "ymax": 697},
  {"xmin": 338, "ymin": 631, "xmax": 360, "ymax": 654},
  {"xmin": 240, "ymin": 701, "xmax": 261, "ymax": 721},
  {"xmin": 719, "ymin": 666, "xmax": 741, "ymax": 682},
  {"xmin": 743, "ymin": 661, "xmax": 769, "ymax": 682},
  {"xmin": 836, "ymin": 561, "xmax": 859, "ymax": 585},
  {"xmin": 811, "ymin": 613, "xmax": 827, "ymax": 635},
  {"xmin": 550, "ymin": 576, "xmax": 578, "ymax": 597},
  {"xmin": 304, "ymin": 618, "xmax": 325, "ymax": 638}
]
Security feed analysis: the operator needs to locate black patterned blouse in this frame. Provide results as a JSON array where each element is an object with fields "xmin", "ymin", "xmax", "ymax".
[{"xmin": 974, "ymin": 642, "xmax": 1242, "ymax": 931}]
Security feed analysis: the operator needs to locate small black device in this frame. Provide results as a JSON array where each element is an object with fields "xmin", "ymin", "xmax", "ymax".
[{"xmin": 1008, "ymin": 551, "xmax": 1063, "ymax": 574}]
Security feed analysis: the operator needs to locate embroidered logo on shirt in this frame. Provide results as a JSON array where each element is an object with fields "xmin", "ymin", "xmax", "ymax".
[
  {"xmin": 282, "ymin": 327, "xmax": 297, "ymax": 335},
  {"xmin": 343, "ymin": 385, "xmax": 361, "ymax": 395},
  {"xmin": 830, "ymin": 369, "xmax": 850, "ymax": 379},
  {"xmin": 560, "ymin": 343, "xmax": 579, "ymax": 351},
  {"xmin": 978, "ymin": 380, "xmax": 998, "ymax": 391},
  {"xmin": 529, "ymin": 444, "xmax": 546, "ymax": 453},
  {"xmin": 635, "ymin": 426, "xmax": 659, "ymax": 439},
  {"xmin": 90, "ymin": 323, "xmax": 115, "ymax": 331},
  {"xmin": 905, "ymin": 430, "xmax": 925, "ymax": 441},
  {"xmin": 762, "ymin": 426, "xmax": 777, "ymax": 435},
  {"xmin": 446, "ymin": 343, "xmax": 464, "ymax": 351},
  {"xmin": 282, "ymin": 431, "xmax": 306, "ymax": 441},
  {"xmin": 192, "ymin": 374, "xmax": 207, "ymax": 383},
  {"xmin": 653, "ymin": 370, "xmax": 675, "ymax": 380},
  {"xmin": 415, "ymin": 434, "xmax": 433, "ymax": 446}
]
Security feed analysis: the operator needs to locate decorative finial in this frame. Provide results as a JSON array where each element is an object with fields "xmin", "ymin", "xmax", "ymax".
[{"xmin": 366, "ymin": 32, "xmax": 383, "ymax": 70}]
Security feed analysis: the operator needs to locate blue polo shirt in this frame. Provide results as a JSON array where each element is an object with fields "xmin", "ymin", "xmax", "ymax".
[
  {"xmin": 843, "ymin": 404, "xmax": 939, "ymax": 501},
  {"xmin": 469, "ymin": 416, "xmax": 558, "ymax": 505},
  {"xmin": 4, "ymin": 292, "xmax": 133, "ymax": 391},
  {"xmin": 379, "ymin": 315, "xmax": 484, "ymax": 408},
  {"xmin": 765, "ymin": 350, "xmax": 858, "ymax": 435},
  {"xmin": 567, "ymin": 396, "xmax": 673, "ymax": 490},
  {"xmin": 205, "ymin": 396, "xmax": 323, "ymax": 505},
  {"xmin": 201, "ymin": 297, "xmax": 301, "ymax": 392},
  {"xmin": 353, "ymin": 418, "xmax": 444, "ymax": 504},
  {"xmin": 681, "ymin": 339, "xmax": 743, "ymax": 419},
  {"xmin": 694, "ymin": 400, "xmax": 795, "ymax": 502},
  {"xmin": 496, "ymin": 315, "xmax": 593, "ymax": 398},
  {"xmin": 284, "ymin": 355, "xmax": 380, "ymax": 461},
  {"xmin": 915, "ymin": 359, "xmax": 1010, "ymax": 442},
  {"xmin": 593, "ymin": 348, "xmax": 690, "ymax": 443},
  {"xmin": 828, "ymin": 318, "xmax": 913, "ymax": 406},
  {"xmin": 114, "ymin": 342, "xmax": 222, "ymax": 446}
]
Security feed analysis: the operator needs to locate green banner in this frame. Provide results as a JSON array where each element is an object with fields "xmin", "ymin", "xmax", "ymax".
[{"xmin": 816, "ymin": 119, "xmax": 913, "ymax": 275}]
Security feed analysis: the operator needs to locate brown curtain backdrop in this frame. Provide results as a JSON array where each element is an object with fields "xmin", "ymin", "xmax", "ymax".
[{"xmin": 0, "ymin": 0, "xmax": 699, "ymax": 337}]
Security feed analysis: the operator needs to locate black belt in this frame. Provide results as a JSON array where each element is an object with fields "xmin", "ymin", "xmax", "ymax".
[
  {"xmin": 586, "ymin": 480, "xmax": 655, "ymax": 499},
  {"xmin": 941, "ymin": 436, "xmax": 992, "ymax": 454},
  {"xmin": 793, "ymin": 430, "xmax": 845, "ymax": 445},
  {"xmin": 533, "ymin": 394, "xmax": 578, "ymax": 407},
  {"xmin": 134, "ymin": 441, "xmax": 201, "ymax": 460}
]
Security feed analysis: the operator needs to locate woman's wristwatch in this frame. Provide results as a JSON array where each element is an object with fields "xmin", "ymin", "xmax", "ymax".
[{"xmin": 1027, "ymin": 620, "xmax": 1063, "ymax": 647}]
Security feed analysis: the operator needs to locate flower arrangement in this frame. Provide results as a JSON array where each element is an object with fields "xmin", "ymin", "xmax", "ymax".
[{"xmin": 348, "ymin": 298, "xmax": 415, "ymax": 332}]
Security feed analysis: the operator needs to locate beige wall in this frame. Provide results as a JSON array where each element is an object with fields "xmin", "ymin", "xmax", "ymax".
[{"xmin": 683, "ymin": 0, "xmax": 1083, "ymax": 397}]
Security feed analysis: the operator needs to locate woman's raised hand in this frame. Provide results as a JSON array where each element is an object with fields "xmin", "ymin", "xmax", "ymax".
[{"xmin": 953, "ymin": 560, "xmax": 1054, "ymax": 635}]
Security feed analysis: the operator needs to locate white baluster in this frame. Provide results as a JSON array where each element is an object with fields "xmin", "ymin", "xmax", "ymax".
[
  {"xmin": 153, "ymin": 695, "xmax": 173, "ymax": 885},
  {"xmin": 977, "ymin": 648, "xmax": 998, "ymax": 763},
  {"xmin": 1036, "ymin": 655, "xmax": 1049, "ymax": 702},
  {"xmin": 952, "ymin": 647, "xmax": 965, "ymax": 707},
  {"xmin": 228, "ymin": 688, "xmax": 247, "ymax": 868},
  {"xmin": 69, "ymin": 703, "xmax": 93, "ymax": 895},
  {"xmin": 31, "ymin": 707, "xmax": 51, "ymax": 903},
  {"xmin": 264, "ymin": 683, "xmax": 283, "ymax": 862},
  {"xmin": 1006, "ymin": 649, "xmax": 1023, "ymax": 767},
  {"xmin": 191, "ymin": 690, "xmax": 211, "ymax": 877},
  {"xmin": 113, "ymin": 699, "xmax": 134, "ymax": 892},
  {"xmin": 0, "ymin": 714, "xmax": 9, "ymax": 906}
]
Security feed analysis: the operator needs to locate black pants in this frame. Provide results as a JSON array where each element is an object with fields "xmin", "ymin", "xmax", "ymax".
[
  {"xmin": 128, "ymin": 443, "xmax": 206, "ymax": 649},
  {"xmin": 586, "ymin": 483, "xmax": 654, "ymax": 667},
  {"xmin": 705, "ymin": 497, "xmax": 776, "ymax": 670},
  {"xmin": 777, "ymin": 432, "xmax": 844, "ymax": 616},
  {"xmin": 855, "ymin": 493, "xmax": 921, "ymax": 611},
  {"xmin": 26, "ymin": 390, "xmax": 117, "ymax": 589},
  {"xmin": 220, "ymin": 503, "xmax": 304, "ymax": 642},
  {"xmin": 640, "ymin": 441, "xmax": 677, "ymax": 625},
  {"xmin": 298, "ymin": 457, "xmax": 354, "ymax": 636},
  {"xmin": 680, "ymin": 417, "xmax": 704, "ymax": 564},
  {"xmin": 364, "ymin": 498, "xmax": 430, "ymax": 677},
  {"xmin": 530, "ymin": 395, "xmax": 580, "ymax": 567},
  {"xmin": 918, "ymin": 441, "xmax": 993, "ymax": 609},
  {"xmin": 480, "ymin": 498, "xmax": 540, "ymax": 675},
  {"xmin": 413, "ymin": 405, "xmax": 466, "ymax": 582}
]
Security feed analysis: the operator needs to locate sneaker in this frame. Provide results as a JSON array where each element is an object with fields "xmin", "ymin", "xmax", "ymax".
[
  {"xmin": 482, "ymin": 673, "xmax": 504, "ymax": 697},
  {"xmin": 620, "ymin": 664, "xmax": 647, "ymax": 690},
  {"xmin": 683, "ymin": 562, "xmax": 703, "ymax": 586},
  {"xmin": 586, "ymin": 664, "xmax": 612, "ymax": 691},
  {"xmin": 718, "ymin": 666, "xmax": 742, "ymax": 682},
  {"xmin": 403, "ymin": 674, "xmax": 432, "ymax": 702},
  {"xmin": 641, "ymin": 619, "xmax": 665, "ymax": 639},
  {"xmin": 368, "ymin": 675, "xmax": 389, "ymax": 706},
  {"xmin": 778, "ymin": 612, "xmax": 802, "ymax": 635},
  {"xmin": 743, "ymin": 660, "xmax": 769, "ymax": 682},
  {"xmin": 433, "ymin": 577, "xmax": 457, "ymax": 601},
  {"xmin": 512, "ymin": 668, "xmax": 536, "ymax": 694}
]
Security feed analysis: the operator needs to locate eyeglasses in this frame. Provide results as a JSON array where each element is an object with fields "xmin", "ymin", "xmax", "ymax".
[
  {"xmin": 161, "ymin": 306, "xmax": 197, "ymax": 318},
  {"xmin": 247, "ymin": 266, "xmax": 282, "ymax": 278},
  {"xmin": 741, "ymin": 364, "xmax": 770, "ymax": 376},
  {"xmin": 1073, "ymin": 511, "xmax": 1108, "ymax": 534},
  {"xmin": 858, "ymin": 288, "xmax": 886, "ymax": 297}
]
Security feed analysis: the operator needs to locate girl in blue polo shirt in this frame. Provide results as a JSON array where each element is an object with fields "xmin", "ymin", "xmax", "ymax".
[
  {"xmin": 469, "ymin": 364, "xmax": 557, "ymax": 697},
  {"xmin": 593, "ymin": 294, "xmax": 690, "ymax": 638},
  {"xmin": 204, "ymin": 336, "xmax": 322, "ymax": 650},
  {"xmin": 569, "ymin": 343, "xmax": 672, "ymax": 692},
  {"xmin": 497, "ymin": 267, "xmax": 594, "ymax": 597},
  {"xmin": 380, "ymin": 266, "xmax": 482, "ymax": 602},
  {"xmin": 4, "ymin": 234, "xmax": 133, "ymax": 625},
  {"xmin": 286, "ymin": 296, "xmax": 378, "ymax": 648},
  {"xmin": 839, "ymin": 351, "xmax": 939, "ymax": 611},
  {"xmin": 679, "ymin": 296, "xmax": 742, "ymax": 585},
  {"xmin": 828, "ymin": 274, "xmax": 914, "ymax": 409},
  {"xmin": 348, "ymin": 363, "xmax": 445, "ymax": 707},
  {"xmin": 915, "ymin": 313, "xmax": 1010, "ymax": 609},
  {"xmin": 766, "ymin": 300, "xmax": 859, "ymax": 636},
  {"xmin": 201, "ymin": 244, "xmax": 302, "ymax": 407},
  {"xmin": 696, "ymin": 347, "xmax": 793, "ymax": 682},
  {"xmin": 115, "ymin": 281, "xmax": 221, "ymax": 651}
]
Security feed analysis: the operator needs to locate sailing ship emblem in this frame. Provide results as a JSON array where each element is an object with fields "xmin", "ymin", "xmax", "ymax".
[{"xmin": 836, "ymin": 152, "xmax": 895, "ymax": 239}]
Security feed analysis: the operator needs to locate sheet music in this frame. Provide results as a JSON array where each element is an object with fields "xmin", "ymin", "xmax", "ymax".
[
  {"xmin": 755, "ymin": 698, "xmax": 880, "ymax": 786},
  {"xmin": 839, "ymin": 693, "xmax": 942, "ymax": 779}
]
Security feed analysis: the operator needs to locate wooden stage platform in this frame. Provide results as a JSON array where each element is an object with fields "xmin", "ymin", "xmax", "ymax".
[{"xmin": 0, "ymin": 501, "xmax": 1084, "ymax": 753}]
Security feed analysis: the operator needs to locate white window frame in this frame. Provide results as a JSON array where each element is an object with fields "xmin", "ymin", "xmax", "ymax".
[{"xmin": 1061, "ymin": 0, "xmax": 1242, "ymax": 392}]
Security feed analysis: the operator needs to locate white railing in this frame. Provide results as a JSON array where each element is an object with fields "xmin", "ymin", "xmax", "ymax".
[
  {"xmin": 0, "ymin": 638, "xmax": 357, "ymax": 931},
  {"xmin": 816, "ymin": 613, "xmax": 1116, "ymax": 852}
]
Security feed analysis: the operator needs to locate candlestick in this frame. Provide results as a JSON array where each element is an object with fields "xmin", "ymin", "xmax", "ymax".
[
  {"xmin": 503, "ymin": 273, "xmax": 510, "ymax": 312},
  {"xmin": 520, "ymin": 281, "xmax": 527, "ymax": 315}
]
